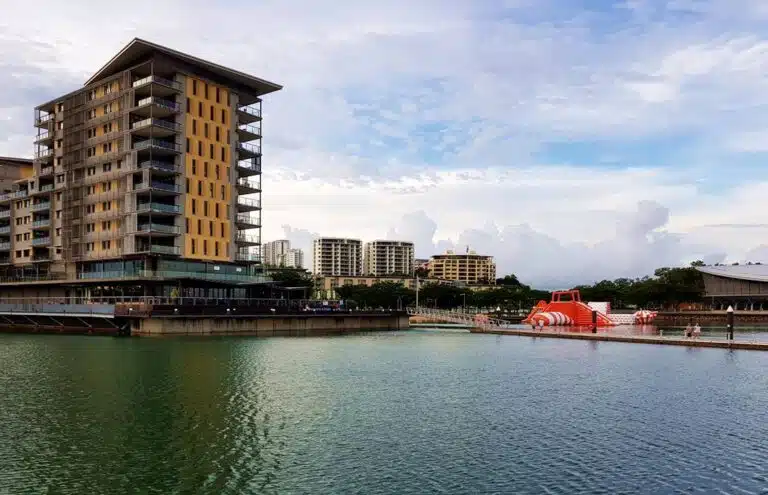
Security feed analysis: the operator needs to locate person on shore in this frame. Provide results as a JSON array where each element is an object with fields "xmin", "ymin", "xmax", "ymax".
[
  {"xmin": 684, "ymin": 323, "xmax": 692, "ymax": 338},
  {"xmin": 693, "ymin": 322, "xmax": 701, "ymax": 340},
  {"xmin": 538, "ymin": 320, "xmax": 544, "ymax": 332}
]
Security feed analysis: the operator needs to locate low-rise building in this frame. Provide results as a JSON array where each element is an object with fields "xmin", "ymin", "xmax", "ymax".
[
  {"xmin": 314, "ymin": 275, "xmax": 439, "ymax": 299},
  {"xmin": 428, "ymin": 249, "xmax": 496, "ymax": 286}
]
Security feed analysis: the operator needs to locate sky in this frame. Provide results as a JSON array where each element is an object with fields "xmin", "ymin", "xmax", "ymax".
[{"xmin": 2, "ymin": 0, "xmax": 768, "ymax": 288}]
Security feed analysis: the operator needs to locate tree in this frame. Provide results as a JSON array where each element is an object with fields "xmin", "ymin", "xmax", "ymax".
[
  {"xmin": 414, "ymin": 267, "xmax": 429, "ymax": 278},
  {"xmin": 270, "ymin": 268, "xmax": 314, "ymax": 288},
  {"xmin": 496, "ymin": 274, "xmax": 522, "ymax": 287}
]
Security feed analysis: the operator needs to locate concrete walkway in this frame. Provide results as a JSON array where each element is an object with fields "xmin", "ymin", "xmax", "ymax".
[{"xmin": 469, "ymin": 327, "xmax": 768, "ymax": 351}]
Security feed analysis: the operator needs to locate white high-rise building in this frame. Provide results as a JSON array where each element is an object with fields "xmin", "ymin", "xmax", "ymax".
[
  {"xmin": 285, "ymin": 248, "xmax": 304, "ymax": 269},
  {"xmin": 364, "ymin": 240, "xmax": 415, "ymax": 276},
  {"xmin": 263, "ymin": 240, "xmax": 291, "ymax": 267},
  {"xmin": 312, "ymin": 238, "xmax": 362, "ymax": 276}
]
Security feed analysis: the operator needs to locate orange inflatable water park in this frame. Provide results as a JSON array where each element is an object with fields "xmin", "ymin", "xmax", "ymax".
[{"xmin": 523, "ymin": 290, "xmax": 617, "ymax": 327}]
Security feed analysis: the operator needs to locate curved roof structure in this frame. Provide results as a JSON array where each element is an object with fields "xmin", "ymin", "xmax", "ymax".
[{"xmin": 696, "ymin": 265, "xmax": 768, "ymax": 283}]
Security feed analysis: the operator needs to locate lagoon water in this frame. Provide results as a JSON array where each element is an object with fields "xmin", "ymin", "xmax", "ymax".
[{"xmin": 2, "ymin": 329, "xmax": 768, "ymax": 494}]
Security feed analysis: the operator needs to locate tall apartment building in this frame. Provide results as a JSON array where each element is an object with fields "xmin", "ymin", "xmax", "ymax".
[
  {"xmin": 427, "ymin": 249, "xmax": 497, "ymax": 285},
  {"xmin": 363, "ymin": 240, "xmax": 414, "ymax": 276},
  {"xmin": 263, "ymin": 239, "xmax": 290, "ymax": 266},
  {"xmin": 0, "ymin": 38, "xmax": 281, "ymax": 300},
  {"xmin": 312, "ymin": 238, "xmax": 362, "ymax": 276},
  {"xmin": 285, "ymin": 248, "xmax": 304, "ymax": 269}
]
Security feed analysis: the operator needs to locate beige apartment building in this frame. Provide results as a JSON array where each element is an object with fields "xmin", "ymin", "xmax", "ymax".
[
  {"xmin": 363, "ymin": 240, "xmax": 414, "ymax": 276},
  {"xmin": 0, "ymin": 38, "xmax": 281, "ymax": 300},
  {"xmin": 312, "ymin": 237, "xmax": 362, "ymax": 276},
  {"xmin": 427, "ymin": 250, "xmax": 496, "ymax": 286}
]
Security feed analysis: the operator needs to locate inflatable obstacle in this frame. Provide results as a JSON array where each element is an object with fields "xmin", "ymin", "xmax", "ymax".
[{"xmin": 524, "ymin": 290, "xmax": 617, "ymax": 327}]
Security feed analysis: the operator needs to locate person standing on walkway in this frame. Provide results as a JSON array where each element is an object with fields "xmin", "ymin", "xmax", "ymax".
[
  {"xmin": 685, "ymin": 322, "xmax": 693, "ymax": 338},
  {"xmin": 693, "ymin": 322, "xmax": 701, "ymax": 340}
]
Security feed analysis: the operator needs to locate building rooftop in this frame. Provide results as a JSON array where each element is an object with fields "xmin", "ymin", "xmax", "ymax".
[
  {"xmin": 696, "ymin": 265, "xmax": 768, "ymax": 283},
  {"xmin": 0, "ymin": 157, "xmax": 33, "ymax": 166}
]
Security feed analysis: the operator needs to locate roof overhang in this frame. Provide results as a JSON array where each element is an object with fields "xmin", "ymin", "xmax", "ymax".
[
  {"xmin": 85, "ymin": 38, "xmax": 282, "ymax": 98},
  {"xmin": 0, "ymin": 157, "xmax": 33, "ymax": 167},
  {"xmin": 696, "ymin": 265, "xmax": 768, "ymax": 283}
]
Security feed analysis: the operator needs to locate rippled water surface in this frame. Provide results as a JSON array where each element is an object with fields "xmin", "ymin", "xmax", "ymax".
[{"xmin": 2, "ymin": 329, "xmax": 768, "ymax": 494}]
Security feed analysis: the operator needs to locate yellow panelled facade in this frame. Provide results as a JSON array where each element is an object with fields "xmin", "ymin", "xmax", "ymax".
[{"xmin": 183, "ymin": 76, "xmax": 232, "ymax": 261}]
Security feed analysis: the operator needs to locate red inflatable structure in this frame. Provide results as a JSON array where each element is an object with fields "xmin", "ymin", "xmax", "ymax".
[{"xmin": 523, "ymin": 290, "xmax": 616, "ymax": 327}]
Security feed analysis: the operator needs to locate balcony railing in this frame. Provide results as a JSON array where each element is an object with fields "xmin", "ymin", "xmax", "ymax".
[
  {"xmin": 137, "ymin": 223, "xmax": 180, "ymax": 235},
  {"xmin": 32, "ymin": 237, "xmax": 51, "ymax": 246},
  {"xmin": 236, "ymin": 197, "xmax": 261, "ymax": 208},
  {"xmin": 237, "ymin": 178, "xmax": 260, "ymax": 190},
  {"xmin": 39, "ymin": 184, "xmax": 54, "ymax": 193},
  {"xmin": 35, "ymin": 130, "xmax": 51, "ymax": 141},
  {"xmin": 236, "ymin": 233, "xmax": 260, "ymax": 243},
  {"xmin": 35, "ymin": 149, "xmax": 53, "ymax": 159},
  {"xmin": 0, "ymin": 226, "xmax": 11, "ymax": 234},
  {"xmin": 35, "ymin": 114, "xmax": 53, "ymax": 126},
  {"xmin": 39, "ymin": 166, "xmax": 54, "ymax": 176},
  {"xmin": 31, "ymin": 202, "xmax": 51, "ymax": 212},
  {"xmin": 131, "ymin": 118, "xmax": 180, "ymax": 132},
  {"xmin": 132, "ymin": 75, "xmax": 182, "ymax": 91},
  {"xmin": 0, "ymin": 211, "xmax": 10, "ymax": 219},
  {"xmin": 136, "ymin": 245, "xmax": 181, "ymax": 256},
  {"xmin": 0, "ymin": 242, "xmax": 10, "ymax": 251},
  {"xmin": 133, "ymin": 139, "xmax": 181, "ymax": 153},
  {"xmin": 238, "ymin": 123, "xmax": 261, "ymax": 136},
  {"xmin": 236, "ymin": 159, "xmax": 261, "ymax": 175},
  {"xmin": 235, "ymin": 253, "xmax": 261, "ymax": 262},
  {"xmin": 10, "ymin": 191, "xmax": 27, "ymax": 199},
  {"xmin": 237, "ymin": 141, "xmax": 261, "ymax": 154},
  {"xmin": 134, "ymin": 96, "xmax": 179, "ymax": 112},
  {"xmin": 138, "ymin": 160, "xmax": 179, "ymax": 173},
  {"xmin": 238, "ymin": 105, "xmax": 262, "ymax": 118},
  {"xmin": 134, "ymin": 182, "xmax": 179, "ymax": 193},
  {"xmin": 137, "ymin": 202, "xmax": 181, "ymax": 214},
  {"xmin": 236, "ymin": 213, "xmax": 260, "ymax": 226},
  {"xmin": 32, "ymin": 219, "xmax": 51, "ymax": 229}
]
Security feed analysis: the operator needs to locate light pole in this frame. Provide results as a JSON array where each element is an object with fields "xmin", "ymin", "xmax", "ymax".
[
  {"xmin": 462, "ymin": 293, "xmax": 466, "ymax": 312},
  {"xmin": 726, "ymin": 305, "xmax": 734, "ymax": 341},
  {"xmin": 415, "ymin": 276, "xmax": 420, "ymax": 309}
]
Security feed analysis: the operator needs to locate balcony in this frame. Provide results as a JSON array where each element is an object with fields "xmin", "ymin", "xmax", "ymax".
[
  {"xmin": 35, "ymin": 149, "xmax": 54, "ymax": 161},
  {"xmin": 85, "ymin": 149, "xmax": 125, "ymax": 166},
  {"xmin": 130, "ymin": 118, "xmax": 180, "ymax": 138},
  {"xmin": 235, "ymin": 232, "xmax": 260, "ymax": 246},
  {"xmin": 237, "ymin": 104, "xmax": 262, "ymax": 124},
  {"xmin": 40, "ymin": 166, "xmax": 55, "ymax": 177},
  {"xmin": 136, "ymin": 244, "xmax": 181, "ymax": 256},
  {"xmin": 31, "ymin": 202, "xmax": 51, "ymax": 212},
  {"xmin": 0, "ymin": 242, "xmax": 10, "ymax": 251},
  {"xmin": 0, "ymin": 210, "xmax": 10, "ymax": 219},
  {"xmin": 236, "ymin": 196, "xmax": 261, "ymax": 212},
  {"xmin": 237, "ymin": 123, "xmax": 261, "ymax": 142},
  {"xmin": 235, "ymin": 213, "xmax": 260, "ymax": 228},
  {"xmin": 32, "ymin": 237, "xmax": 51, "ymax": 246},
  {"xmin": 32, "ymin": 219, "xmax": 51, "ymax": 229},
  {"xmin": 236, "ymin": 177, "xmax": 260, "ymax": 194},
  {"xmin": 134, "ymin": 181, "xmax": 180, "ymax": 195},
  {"xmin": 10, "ymin": 191, "xmax": 28, "ymax": 200},
  {"xmin": 136, "ymin": 202, "xmax": 181, "ymax": 215},
  {"xmin": 133, "ymin": 139, "xmax": 181, "ymax": 155},
  {"xmin": 35, "ymin": 113, "xmax": 53, "ymax": 127},
  {"xmin": 235, "ymin": 252, "xmax": 261, "ymax": 262},
  {"xmin": 32, "ymin": 253, "xmax": 51, "ymax": 262},
  {"xmin": 236, "ymin": 158, "xmax": 261, "ymax": 177},
  {"xmin": 138, "ymin": 160, "xmax": 180, "ymax": 175},
  {"xmin": 0, "ymin": 226, "xmax": 10, "ymax": 234},
  {"xmin": 35, "ymin": 130, "xmax": 53, "ymax": 144},
  {"xmin": 236, "ymin": 141, "xmax": 261, "ymax": 158},
  {"xmin": 131, "ymin": 96, "xmax": 180, "ymax": 118},
  {"xmin": 132, "ymin": 75, "xmax": 182, "ymax": 97},
  {"xmin": 137, "ymin": 223, "xmax": 180, "ymax": 236}
]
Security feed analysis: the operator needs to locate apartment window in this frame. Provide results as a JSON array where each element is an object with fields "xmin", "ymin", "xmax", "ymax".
[
  {"xmin": 192, "ymin": 80, "xmax": 197, "ymax": 95},
  {"xmin": 203, "ymin": 201, "xmax": 208, "ymax": 216},
  {"xmin": 208, "ymin": 221, "xmax": 213, "ymax": 236},
  {"xmin": 185, "ymin": 218, "xmax": 189, "ymax": 234},
  {"xmin": 56, "ymin": 157, "xmax": 62, "ymax": 166},
  {"xmin": 198, "ymin": 101, "xmax": 203, "ymax": 117},
  {"xmin": 215, "ymin": 126, "xmax": 220, "ymax": 143},
  {"xmin": 15, "ymin": 235, "xmax": 21, "ymax": 242},
  {"xmin": 215, "ymin": 164, "xmax": 220, "ymax": 180},
  {"xmin": 186, "ymin": 97, "xmax": 191, "ymax": 113},
  {"xmin": 102, "ymin": 201, "xmax": 111, "ymax": 211},
  {"xmin": 220, "ymin": 185, "xmax": 225, "ymax": 200},
  {"xmin": 102, "ymin": 143, "xmax": 112, "ymax": 153},
  {"xmin": 197, "ymin": 219, "xmax": 202, "ymax": 234},
  {"xmin": 186, "ymin": 138, "xmax": 190, "ymax": 153},
  {"xmin": 215, "ymin": 203, "xmax": 220, "ymax": 218},
  {"xmin": 221, "ymin": 109, "xmax": 226, "ymax": 124},
  {"xmin": 191, "ymin": 199, "xmax": 196, "ymax": 215},
  {"xmin": 220, "ymin": 147, "xmax": 225, "ymax": 162},
  {"xmin": 203, "ymin": 239, "xmax": 208, "ymax": 256},
  {"xmin": 209, "ymin": 183, "xmax": 213, "ymax": 198},
  {"xmin": 56, "ymin": 193, "xmax": 62, "ymax": 201},
  {"xmin": 192, "ymin": 159, "xmax": 197, "ymax": 175},
  {"xmin": 103, "ymin": 123, "xmax": 112, "ymax": 133},
  {"xmin": 56, "ymin": 174, "xmax": 64, "ymax": 183},
  {"xmin": 24, "ymin": 249, "xmax": 29, "ymax": 257},
  {"xmin": 103, "ymin": 182, "xmax": 112, "ymax": 192},
  {"xmin": 215, "ymin": 88, "xmax": 220, "ymax": 103},
  {"xmin": 204, "ymin": 162, "xmax": 209, "ymax": 178},
  {"xmin": 57, "ymin": 122, "xmax": 63, "ymax": 130},
  {"xmin": 192, "ymin": 119, "xmax": 197, "ymax": 135},
  {"xmin": 202, "ymin": 122, "xmax": 208, "ymax": 138},
  {"xmin": 15, "ymin": 250, "xmax": 21, "ymax": 257},
  {"xmin": 226, "ymin": 130, "xmax": 230, "ymax": 144},
  {"xmin": 197, "ymin": 141, "xmax": 202, "ymax": 156},
  {"xmin": 56, "ymin": 210, "xmax": 61, "ymax": 219},
  {"xmin": 214, "ymin": 241, "xmax": 219, "ymax": 256},
  {"xmin": 204, "ymin": 83, "xmax": 208, "ymax": 99},
  {"xmin": 185, "ymin": 178, "xmax": 190, "ymax": 193},
  {"xmin": 102, "ymin": 240, "xmax": 111, "ymax": 250},
  {"xmin": 226, "ymin": 205, "xmax": 230, "ymax": 218},
  {"xmin": 117, "ymin": 160, "xmax": 122, "ymax": 169},
  {"xmin": 56, "ymin": 139, "xmax": 63, "ymax": 149},
  {"xmin": 220, "ymin": 223, "xmax": 225, "ymax": 237},
  {"xmin": 208, "ymin": 105, "xmax": 213, "ymax": 120},
  {"xmin": 102, "ymin": 221, "xmax": 111, "ymax": 230},
  {"xmin": 103, "ymin": 162, "xmax": 111, "ymax": 172},
  {"xmin": 227, "ymin": 92, "xmax": 230, "ymax": 106},
  {"xmin": 207, "ymin": 143, "xmax": 213, "ymax": 159},
  {"xmin": 191, "ymin": 239, "xmax": 196, "ymax": 254},
  {"xmin": 197, "ymin": 181, "xmax": 202, "ymax": 196},
  {"xmin": 57, "ymin": 103, "xmax": 64, "ymax": 112},
  {"xmin": 24, "ymin": 233, "xmax": 30, "ymax": 240}
]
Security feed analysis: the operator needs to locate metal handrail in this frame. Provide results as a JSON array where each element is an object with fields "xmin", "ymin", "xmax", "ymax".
[
  {"xmin": 237, "ymin": 105, "xmax": 262, "ymax": 118},
  {"xmin": 134, "ymin": 96, "xmax": 179, "ymax": 112},
  {"xmin": 132, "ymin": 75, "xmax": 182, "ymax": 91}
]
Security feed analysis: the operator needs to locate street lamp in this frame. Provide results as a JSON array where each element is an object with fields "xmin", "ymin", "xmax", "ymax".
[
  {"xmin": 462, "ymin": 293, "xmax": 466, "ymax": 312},
  {"xmin": 726, "ymin": 305, "xmax": 734, "ymax": 341}
]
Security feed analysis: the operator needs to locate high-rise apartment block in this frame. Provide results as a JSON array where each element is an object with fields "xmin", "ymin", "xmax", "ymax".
[
  {"xmin": 263, "ymin": 239, "xmax": 290, "ymax": 266},
  {"xmin": 312, "ymin": 238, "xmax": 362, "ymax": 276},
  {"xmin": 0, "ymin": 39, "xmax": 281, "ymax": 300},
  {"xmin": 363, "ymin": 240, "xmax": 414, "ymax": 276},
  {"xmin": 427, "ymin": 250, "xmax": 496, "ymax": 285},
  {"xmin": 285, "ymin": 248, "xmax": 304, "ymax": 269}
]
